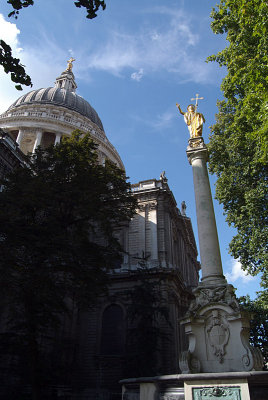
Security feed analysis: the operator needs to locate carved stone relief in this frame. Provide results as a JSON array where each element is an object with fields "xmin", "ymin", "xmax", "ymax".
[
  {"xmin": 206, "ymin": 310, "xmax": 230, "ymax": 363},
  {"xmin": 187, "ymin": 284, "xmax": 240, "ymax": 316}
]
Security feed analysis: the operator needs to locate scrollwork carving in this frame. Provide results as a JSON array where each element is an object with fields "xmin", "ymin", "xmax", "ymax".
[
  {"xmin": 148, "ymin": 202, "xmax": 157, "ymax": 211},
  {"xmin": 206, "ymin": 310, "xmax": 230, "ymax": 363},
  {"xmin": 187, "ymin": 284, "xmax": 240, "ymax": 316},
  {"xmin": 179, "ymin": 350, "xmax": 200, "ymax": 374},
  {"xmin": 138, "ymin": 203, "xmax": 146, "ymax": 212}
]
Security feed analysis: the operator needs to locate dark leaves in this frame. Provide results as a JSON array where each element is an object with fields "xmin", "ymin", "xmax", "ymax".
[
  {"xmin": 74, "ymin": 0, "xmax": 106, "ymax": 19},
  {"xmin": 0, "ymin": 39, "xmax": 32, "ymax": 90},
  {"xmin": 7, "ymin": 0, "xmax": 34, "ymax": 18}
]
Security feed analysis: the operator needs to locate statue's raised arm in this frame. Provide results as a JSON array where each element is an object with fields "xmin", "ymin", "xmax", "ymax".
[{"xmin": 176, "ymin": 103, "xmax": 184, "ymax": 116}]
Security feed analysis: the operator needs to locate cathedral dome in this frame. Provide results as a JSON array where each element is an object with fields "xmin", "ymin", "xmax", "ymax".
[
  {"xmin": 0, "ymin": 60, "xmax": 124, "ymax": 169},
  {"xmin": 7, "ymin": 86, "xmax": 104, "ymax": 131}
]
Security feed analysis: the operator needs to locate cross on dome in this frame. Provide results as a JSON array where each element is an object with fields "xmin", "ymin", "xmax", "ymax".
[{"xmin": 66, "ymin": 57, "xmax": 75, "ymax": 72}]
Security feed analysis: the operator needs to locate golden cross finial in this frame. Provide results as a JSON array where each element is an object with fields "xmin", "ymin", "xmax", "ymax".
[
  {"xmin": 191, "ymin": 93, "xmax": 204, "ymax": 111},
  {"xmin": 66, "ymin": 57, "xmax": 75, "ymax": 71}
]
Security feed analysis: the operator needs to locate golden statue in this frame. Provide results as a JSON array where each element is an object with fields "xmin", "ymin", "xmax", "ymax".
[
  {"xmin": 66, "ymin": 57, "xmax": 75, "ymax": 72},
  {"xmin": 176, "ymin": 94, "xmax": 205, "ymax": 138}
]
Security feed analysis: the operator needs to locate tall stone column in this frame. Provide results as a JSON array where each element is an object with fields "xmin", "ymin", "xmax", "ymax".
[
  {"xmin": 178, "ymin": 135, "xmax": 263, "ymax": 374},
  {"xmin": 186, "ymin": 140, "xmax": 225, "ymax": 286}
]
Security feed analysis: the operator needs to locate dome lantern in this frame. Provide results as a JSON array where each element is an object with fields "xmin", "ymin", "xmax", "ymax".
[{"xmin": 55, "ymin": 58, "xmax": 77, "ymax": 92}]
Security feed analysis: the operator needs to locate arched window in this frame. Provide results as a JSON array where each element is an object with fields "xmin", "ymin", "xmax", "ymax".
[{"xmin": 100, "ymin": 304, "xmax": 125, "ymax": 355}]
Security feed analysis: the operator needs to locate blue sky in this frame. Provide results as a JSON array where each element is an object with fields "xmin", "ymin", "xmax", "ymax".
[{"xmin": 0, "ymin": 0, "xmax": 261, "ymax": 298}]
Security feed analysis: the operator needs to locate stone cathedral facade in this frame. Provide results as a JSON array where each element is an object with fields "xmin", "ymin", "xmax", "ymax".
[{"xmin": 0, "ymin": 65, "xmax": 199, "ymax": 399}]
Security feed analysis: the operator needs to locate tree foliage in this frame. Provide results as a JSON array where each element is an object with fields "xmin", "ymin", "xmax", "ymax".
[
  {"xmin": 0, "ymin": 39, "xmax": 32, "ymax": 90},
  {"xmin": 0, "ymin": 130, "xmax": 136, "ymax": 398},
  {"xmin": 125, "ymin": 261, "xmax": 170, "ymax": 377},
  {"xmin": 238, "ymin": 293, "xmax": 268, "ymax": 367},
  {"xmin": 1, "ymin": 1, "xmax": 106, "ymax": 89},
  {"xmin": 207, "ymin": 0, "xmax": 268, "ymax": 287}
]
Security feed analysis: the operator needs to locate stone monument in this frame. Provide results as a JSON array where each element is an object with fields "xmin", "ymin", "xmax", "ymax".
[
  {"xmin": 176, "ymin": 94, "xmax": 263, "ymax": 374},
  {"xmin": 121, "ymin": 96, "xmax": 267, "ymax": 400}
]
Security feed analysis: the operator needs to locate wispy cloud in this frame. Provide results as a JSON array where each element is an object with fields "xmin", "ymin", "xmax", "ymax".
[
  {"xmin": 83, "ymin": 7, "xmax": 214, "ymax": 83},
  {"xmin": 129, "ymin": 106, "xmax": 177, "ymax": 132},
  {"xmin": 225, "ymin": 259, "xmax": 255, "ymax": 284},
  {"xmin": 152, "ymin": 110, "xmax": 175, "ymax": 130},
  {"xmin": 131, "ymin": 68, "xmax": 144, "ymax": 82},
  {"xmin": 0, "ymin": 4, "xmax": 219, "ymax": 112}
]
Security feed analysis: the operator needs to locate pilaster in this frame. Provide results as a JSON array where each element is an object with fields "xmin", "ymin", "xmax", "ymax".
[{"xmin": 148, "ymin": 202, "xmax": 158, "ymax": 260}]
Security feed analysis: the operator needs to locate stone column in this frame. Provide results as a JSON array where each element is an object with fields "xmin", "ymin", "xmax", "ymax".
[
  {"xmin": 179, "ymin": 136, "xmax": 263, "ymax": 374},
  {"xmin": 33, "ymin": 129, "xmax": 43, "ymax": 153},
  {"xmin": 16, "ymin": 128, "xmax": 24, "ymax": 147},
  {"xmin": 186, "ymin": 139, "xmax": 225, "ymax": 286},
  {"xmin": 54, "ymin": 132, "xmax": 62, "ymax": 145}
]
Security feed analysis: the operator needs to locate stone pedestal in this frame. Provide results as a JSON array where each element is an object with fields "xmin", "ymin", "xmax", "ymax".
[
  {"xmin": 179, "ymin": 138, "xmax": 263, "ymax": 373},
  {"xmin": 179, "ymin": 289, "xmax": 263, "ymax": 373},
  {"xmin": 121, "ymin": 371, "xmax": 268, "ymax": 400}
]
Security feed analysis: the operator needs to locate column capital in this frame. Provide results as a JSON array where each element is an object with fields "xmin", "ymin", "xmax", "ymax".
[{"xmin": 186, "ymin": 137, "xmax": 208, "ymax": 165}]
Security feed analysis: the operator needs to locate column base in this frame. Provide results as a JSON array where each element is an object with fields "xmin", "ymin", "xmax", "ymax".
[{"xmin": 179, "ymin": 282, "xmax": 263, "ymax": 374}]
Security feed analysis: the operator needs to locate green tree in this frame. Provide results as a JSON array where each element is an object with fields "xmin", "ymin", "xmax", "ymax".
[
  {"xmin": 238, "ymin": 293, "xmax": 268, "ymax": 367},
  {"xmin": 125, "ymin": 260, "xmax": 171, "ymax": 377},
  {"xmin": 207, "ymin": 0, "xmax": 268, "ymax": 287},
  {"xmin": 0, "ymin": 130, "xmax": 136, "ymax": 399},
  {"xmin": 1, "ymin": 0, "xmax": 106, "ymax": 89}
]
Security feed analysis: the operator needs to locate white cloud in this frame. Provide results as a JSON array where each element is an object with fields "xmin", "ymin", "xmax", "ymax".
[
  {"xmin": 225, "ymin": 259, "xmax": 255, "ymax": 284},
  {"xmin": 0, "ymin": 4, "xmax": 220, "ymax": 113},
  {"xmin": 84, "ymin": 7, "xmax": 215, "ymax": 84},
  {"xmin": 0, "ymin": 14, "xmax": 67, "ymax": 113},
  {"xmin": 131, "ymin": 68, "xmax": 144, "ymax": 82},
  {"xmin": 0, "ymin": 14, "xmax": 24, "ymax": 112},
  {"xmin": 0, "ymin": 14, "xmax": 20, "ymax": 47}
]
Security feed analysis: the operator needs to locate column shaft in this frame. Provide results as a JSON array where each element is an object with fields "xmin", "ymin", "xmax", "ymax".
[
  {"xmin": 187, "ymin": 144, "xmax": 225, "ymax": 284},
  {"xmin": 54, "ymin": 133, "xmax": 61, "ymax": 145},
  {"xmin": 16, "ymin": 129, "xmax": 24, "ymax": 146},
  {"xmin": 33, "ymin": 130, "xmax": 43, "ymax": 153}
]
